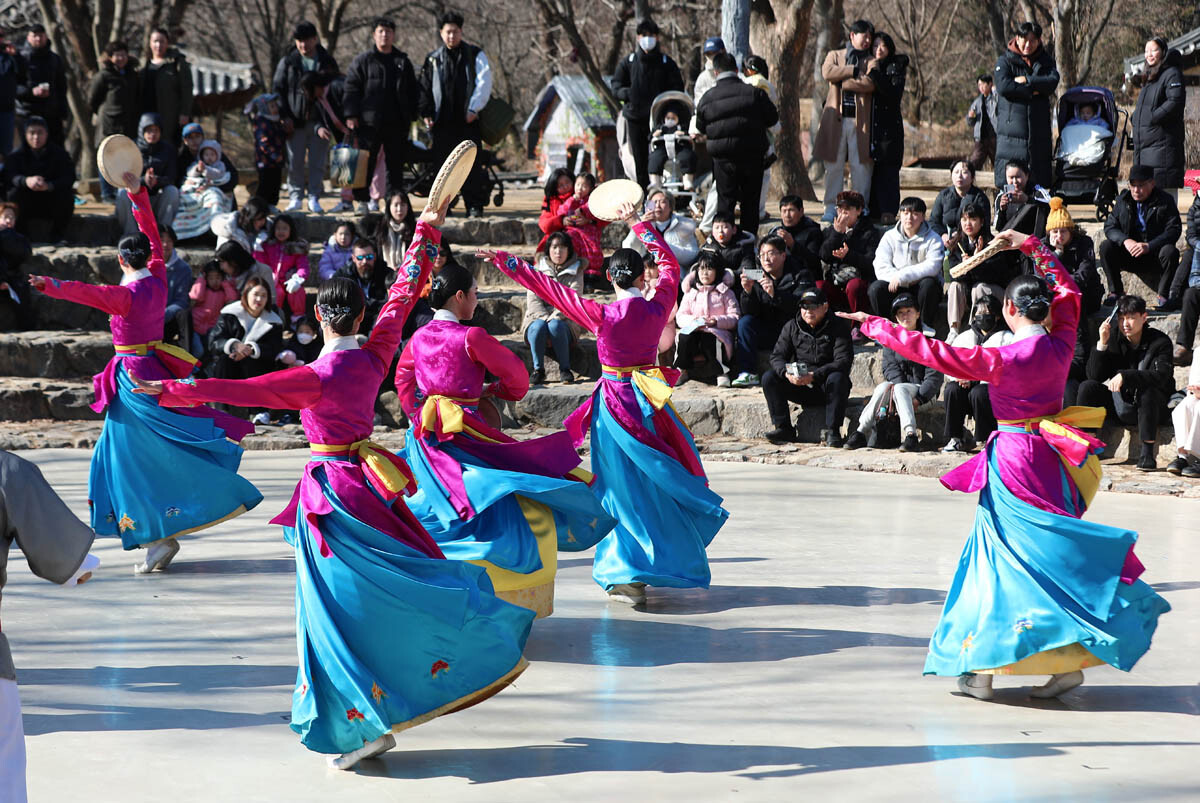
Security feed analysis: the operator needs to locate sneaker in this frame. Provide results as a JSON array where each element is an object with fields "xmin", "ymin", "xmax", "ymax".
[
  {"xmin": 731, "ymin": 372, "xmax": 760, "ymax": 388},
  {"xmin": 942, "ymin": 437, "xmax": 963, "ymax": 453},
  {"xmin": 843, "ymin": 430, "xmax": 868, "ymax": 450},
  {"xmin": 822, "ymin": 428, "xmax": 843, "ymax": 448},
  {"xmin": 962, "ymin": 430, "xmax": 978, "ymax": 451},
  {"xmin": 765, "ymin": 426, "xmax": 796, "ymax": 444},
  {"xmin": 285, "ymin": 197, "xmax": 303, "ymax": 212},
  {"xmin": 307, "ymin": 197, "xmax": 322, "ymax": 214},
  {"xmin": 1173, "ymin": 344, "xmax": 1193, "ymax": 366},
  {"xmin": 529, "ymin": 369, "xmax": 546, "ymax": 385},
  {"xmin": 1029, "ymin": 670, "xmax": 1084, "ymax": 699},
  {"xmin": 921, "ymin": 324, "xmax": 936, "ymax": 338},
  {"xmin": 252, "ymin": 411, "xmax": 271, "ymax": 426},
  {"xmin": 607, "ymin": 582, "xmax": 646, "ymax": 605},
  {"xmin": 1156, "ymin": 296, "xmax": 1180, "ymax": 312},
  {"xmin": 716, "ymin": 375, "xmax": 731, "ymax": 388},
  {"xmin": 1167, "ymin": 456, "xmax": 1189, "ymax": 475},
  {"xmin": 900, "ymin": 433, "xmax": 920, "ymax": 452},
  {"xmin": 468, "ymin": 207, "xmax": 485, "ymax": 218},
  {"xmin": 329, "ymin": 200, "xmax": 354, "ymax": 214},
  {"xmin": 368, "ymin": 199, "xmax": 380, "ymax": 212},
  {"xmin": 1182, "ymin": 464, "xmax": 1200, "ymax": 479},
  {"xmin": 133, "ymin": 538, "xmax": 180, "ymax": 575},
  {"xmin": 1137, "ymin": 443, "xmax": 1157, "ymax": 472},
  {"xmin": 956, "ymin": 673, "xmax": 994, "ymax": 700},
  {"xmin": 560, "ymin": 369, "xmax": 575, "ymax": 385}
]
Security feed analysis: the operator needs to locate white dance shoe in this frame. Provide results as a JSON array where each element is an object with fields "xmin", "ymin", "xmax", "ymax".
[
  {"xmin": 1030, "ymin": 671, "xmax": 1084, "ymax": 698},
  {"xmin": 133, "ymin": 538, "xmax": 180, "ymax": 575},
  {"xmin": 956, "ymin": 673, "xmax": 994, "ymax": 700},
  {"xmin": 328, "ymin": 733, "xmax": 396, "ymax": 770}
]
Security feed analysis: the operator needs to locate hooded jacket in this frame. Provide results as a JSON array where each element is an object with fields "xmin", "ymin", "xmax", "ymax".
[
  {"xmin": 993, "ymin": 40, "xmax": 1059, "ymax": 189},
  {"xmin": 882, "ymin": 339, "xmax": 943, "ymax": 404},
  {"xmin": 136, "ymin": 113, "xmax": 178, "ymax": 192},
  {"xmin": 611, "ymin": 45, "xmax": 684, "ymax": 123},
  {"xmin": 873, "ymin": 220, "xmax": 945, "ymax": 285},
  {"xmin": 88, "ymin": 56, "xmax": 141, "ymax": 138},
  {"xmin": 1131, "ymin": 49, "xmax": 1186, "ymax": 188}
]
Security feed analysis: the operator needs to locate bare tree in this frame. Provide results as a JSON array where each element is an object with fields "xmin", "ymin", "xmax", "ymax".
[
  {"xmin": 532, "ymin": 0, "xmax": 628, "ymax": 113},
  {"xmin": 1050, "ymin": 0, "xmax": 1117, "ymax": 87},
  {"xmin": 877, "ymin": 0, "xmax": 967, "ymax": 123},
  {"xmin": 307, "ymin": 0, "xmax": 355, "ymax": 54}
]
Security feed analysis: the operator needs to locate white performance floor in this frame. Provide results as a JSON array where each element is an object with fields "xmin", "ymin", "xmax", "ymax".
[{"xmin": 7, "ymin": 449, "xmax": 1200, "ymax": 802}]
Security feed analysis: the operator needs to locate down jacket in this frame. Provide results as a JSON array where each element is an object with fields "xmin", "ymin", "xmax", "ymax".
[
  {"xmin": 1131, "ymin": 49, "xmax": 1186, "ymax": 188},
  {"xmin": 882, "ymin": 345, "xmax": 943, "ymax": 404},
  {"xmin": 676, "ymin": 281, "xmax": 740, "ymax": 357},
  {"xmin": 993, "ymin": 41, "xmax": 1059, "ymax": 189},
  {"xmin": 695, "ymin": 73, "xmax": 777, "ymax": 161}
]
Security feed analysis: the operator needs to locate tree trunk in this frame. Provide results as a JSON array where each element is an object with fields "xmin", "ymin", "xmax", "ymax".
[
  {"xmin": 984, "ymin": 0, "xmax": 1008, "ymax": 57},
  {"xmin": 807, "ymin": 0, "xmax": 841, "ymax": 184},
  {"xmin": 722, "ymin": 0, "xmax": 752, "ymax": 66},
  {"xmin": 534, "ymin": 0, "xmax": 621, "ymax": 114},
  {"xmin": 1052, "ymin": 0, "xmax": 1077, "ymax": 88}
]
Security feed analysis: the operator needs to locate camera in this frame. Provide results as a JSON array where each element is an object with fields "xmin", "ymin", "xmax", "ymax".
[
  {"xmin": 786, "ymin": 361, "xmax": 808, "ymax": 377},
  {"xmin": 743, "ymin": 268, "xmax": 764, "ymax": 281}
]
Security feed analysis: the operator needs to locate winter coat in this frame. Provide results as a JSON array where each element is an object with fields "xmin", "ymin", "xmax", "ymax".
[
  {"xmin": 1131, "ymin": 49, "xmax": 1186, "ymax": 188},
  {"xmin": 1086, "ymin": 325, "xmax": 1175, "ymax": 401},
  {"xmin": 740, "ymin": 265, "xmax": 812, "ymax": 332},
  {"xmin": 611, "ymin": 47, "xmax": 684, "ymax": 123},
  {"xmin": 256, "ymin": 239, "xmax": 309, "ymax": 285},
  {"xmin": 136, "ymin": 113, "xmax": 178, "ymax": 192},
  {"xmin": 2, "ymin": 139, "xmax": 74, "ymax": 197},
  {"xmin": 769, "ymin": 311, "xmax": 854, "ymax": 384},
  {"xmin": 208, "ymin": 301, "xmax": 285, "ymax": 373},
  {"xmin": 333, "ymin": 262, "xmax": 388, "ymax": 333},
  {"xmin": 819, "ymin": 219, "xmax": 880, "ymax": 283},
  {"xmin": 522, "ymin": 255, "xmax": 585, "ymax": 338},
  {"xmin": 0, "ymin": 228, "xmax": 32, "ymax": 286},
  {"xmin": 676, "ymin": 280, "xmax": 740, "ymax": 357},
  {"xmin": 814, "ymin": 48, "xmax": 876, "ymax": 165},
  {"xmin": 1055, "ymin": 234, "xmax": 1102, "ymax": 318},
  {"xmin": 868, "ymin": 54, "xmax": 908, "ymax": 166},
  {"xmin": 272, "ymin": 45, "xmax": 339, "ymax": 126},
  {"xmin": 621, "ymin": 213, "xmax": 700, "ymax": 270},
  {"xmin": 882, "ymin": 343, "xmax": 943, "ymax": 404},
  {"xmin": 0, "ymin": 47, "xmax": 19, "ymax": 113},
  {"xmin": 88, "ymin": 58, "xmax": 141, "ymax": 138},
  {"xmin": 140, "ymin": 51, "xmax": 193, "ymax": 145},
  {"xmin": 1103, "ymin": 187, "xmax": 1182, "ymax": 253},
  {"xmin": 780, "ymin": 217, "xmax": 824, "ymax": 273},
  {"xmin": 872, "ymin": 221, "xmax": 945, "ymax": 286},
  {"xmin": 699, "ymin": 230, "xmax": 757, "ymax": 277},
  {"xmin": 967, "ymin": 92, "xmax": 998, "ymax": 141},
  {"xmin": 163, "ymin": 252, "xmax": 192, "ymax": 321},
  {"xmin": 418, "ymin": 43, "xmax": 492, "ymax": 124},
  {"xmin": 929, "ymin": 184, "xmax": 991, "ymax": 236},
  {"xmin": 992, "ymin": 41, "xmax": 1059, "ymax": 189},
  {"xmin": 695, "ymin": 74, "xmax": 777, "ymax": 161},
  {"xmin": 1185, "ymin": 192, "xmax": 1200, "ymax": 256},
  {"xmin": 343, "ymin": 47, "xmax": 421, "ymax": 130},
  {"xmin": 189, "ymin": 277, "xmax": 238, "ymax": 335},
  {"xmin": 318, "ymin": 236, "xmax": 354, "ymax": 281},
  {"xmin": 176, "ymin": 145, "xmax": 238, "ymax": 194},
  {"xmin": 15, "ymin": 42, "xmax": 68, "ymax": 122}
]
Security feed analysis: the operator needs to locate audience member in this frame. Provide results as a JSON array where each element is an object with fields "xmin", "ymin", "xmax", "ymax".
[
  {"xmin": 15, "ymin": 25, "xmax": 68, "ymax": 145},
  {"xmin": 941, "ymin": 293, "xmax": 1010, "ymax": 452},
  {"xmin": 775, "ymin": 195, "xmax": 823, "ymax": 272},
  {"xmin": 378, "ymin": 189, "xmax": 416, "ymax": 272},
  {"xmin": 273, "ymin": 21, "xmax": 339, "ymax": 213},
  {"xmin": 870, "ymin": 196, "xmax": 943, "ymax": 332},
  {"xmin": 160, "ymin": 224, "xmax": 192, "ymax": 349},
  {"xmin": 255, "ymin": 213, "xmax": 309, "ymax": 326},
  {"xmin": 817, "ymin": 190, "xmax": 877, "ymax": 323},
  {"xmin": 290, "ymin": 316, "xmax": 323, "ymax": 366},
  {"xmin": 1166, "ymin": 358, "xmax": 1200, "ymax": 479},
  {"xmin": 692, "ymin": 37, "xmax": 725, "ymax": 113},
  {"xmin": 1077, "ymin": 294, "xmax": 1174, "ymax": 471},
  {"xmin": 88, "ymin": 40, "xmax": 140, "ymax": 201},
  {"xmin": 966, "ymin": 74, "xmax": 996, "ymax": 171},
  {"xmin": 524, "ymin": 230, "xmax": 582, "ymax": 385},
  {"xmin": 1131, "ymin": 37, "xmax": 1185, "ymax": 197},
  {"xmin": 1045, "ymin": 198, "xmax": 1102, "ymax": 318},
  {"xmin": 844, "ymin": 293, "xmax": 942, "ymax": 451},
  {"xmin": 116, "ymin": 113, "xmax": 179, "ymax": 235},
  {"xmin": 538, "ymin": 167, "xmax": 576, "ymax": 240},
  {"xmin": 612, "ymin": 19, "xmax": 683, "ymax": 188},
  {"xmin": 993, "ymin": 21, "xmax": 1059, "ymax": 189},
  {"xmin": 176, "ymin": 123, "xmax": 239, "ymax": 195},
  {"xmin": 620, "ymin": 187, "xmax": 700, "ymax": 271},
  {"xmin": 0, "ymin": 202, "xmax": 33, "ymax": 330},
  {"xmin": 700, "ymin": 212, "xmax": 756, "ymax": 277},
  {"xmin": 318, "ymin": 220, "xmax": 356, "ymax": 281},
  {"xmin": 944, "ymin": 203, "xmax": 1016, "ymax": 340},
  {"xmin": 300, "ymin": 71, "xmax": 354, "ymax": 213},
  {"xmin": 343, "ymin": 17, "xmax": 421, "ymax": 212},
  {"xmin": 207, "ymin": 275, "xmax": 286, "ymax": 425},
  {"xmin": 761, "ymin": 286, "xmax": 853, "ymax": 445},
  {"xmin": 140, "ymin": 28, "xmax": 193, "ymax": 146},
  {"xmin": 2, "ymin": 116, "xmax": 74, "ymax": 241},
  {"xmin": 190, "ymin": 261, "xmax": 239, "ymax": 357},
  {"xmin": 333, "ymin": 238, "xmax": 387, "ymax": 334},
  {"xmin": 1099, "ymin": 164, "xmax": 1181, "ymax": 306},
  {"xmin": 929, "ymin": 160, "xmax": 990, "ymax": 243},
  {"xmin": 558, "ymin": 173, "xmax": 607, "ymax": 281},
  {"xmin": 0, "ymin": 30, "xmax": 18, "ymax": 154},
  {"xmin": 741, "ymin": 55, "xmax": 779, "ymax": 222},
  {"xmin": 245, "ymin": 93, "xmax": 287, "ymax": 207},
  {"xmin": 866, "ymin": 32, "xmax": 907, "ymax": 224},
  {"xmin": 814, "ymin": 19, "xmax": 876, "ymax": 221},
  {"xmin": 696, "ymin": 51, "xmax": 778, "ymax": 235},
  {"xmin": 419, "ymin": 10, "xmax": 492, "ymax": 217},
  {"xmin": 1172, "ymin": 186, "xmax": 1200, "ymax": 365},
  {"xmin": 993, "ymin": 158, "xmax": 1046, "ymax": 237},
  {"xmin": 174, "ymin": 138, "xmax": 235, "ymax": 239},
  {"xmin": 215, "ymin": 240, "xmax": 275, "ymax": 302},
  {"xmin": 731, "ymin": 234, "xmax": 809, "ymax": 387},
  {"xmin": 648, "ymin": 103, "xmax": 696, "ymax": 190},
  {"xmin": 213, "ymin": 198, "xmax": 269, "ymax": 253},
  {"xmin": 675, "ymin": 250, "xmax": 739, "ymax": 387}
]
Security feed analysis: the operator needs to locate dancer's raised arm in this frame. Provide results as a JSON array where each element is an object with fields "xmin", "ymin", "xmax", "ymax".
[
  {"xmin": 482, "ymin": 248, "xmax": 604, "ymax": 333},
  {"xmin": 364, "ymin": 206, "xmax": 444, "ymax": 364}
]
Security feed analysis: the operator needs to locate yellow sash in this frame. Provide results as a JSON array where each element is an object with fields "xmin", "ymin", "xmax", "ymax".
[
  {"xmin": 114, "ymin": 340, "xmax": 200, "ymax": 367},
  {"xmin": 310, "ymin": 439, "xmax": 411, "ymax": 497},
  {"xmin": 601, "ymin": 364, "xmax": 674, "ymax": 411},
  {"xmin": 999, "ymin": 406, "xmax": 1107, "ymax": 508}
]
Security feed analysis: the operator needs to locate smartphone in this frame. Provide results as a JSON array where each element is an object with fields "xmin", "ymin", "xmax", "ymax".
[
  {"xmin": 743, "ymin": 268, "xmax": 764, "ymax": 281},
  {"xmin": 1106, "ymin": 305, "xmax": 1120, "ymax": 331},
  {"xmin": 1004, "ymin": 183, "xmax": 1017, "ymax": 195}
]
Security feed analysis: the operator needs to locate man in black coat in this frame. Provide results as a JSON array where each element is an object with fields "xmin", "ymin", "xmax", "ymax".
[
  {"xmin": 1099, "ymin": 164, "xmax": 1181, "ymax": 302},
  {"xmin": 334, "ymin": 239, "xmax": 388, "ymax": 334},
  {"xmin": 273, "ymin": 21, "xmax": 339, "ymax": 213},
  {"xmin": 761, "ymin": 286, "xmax": 854, "ymax": 446},
  {"xmin": 776, "ymin": 194, "xmax": 823, "ymax": 272},
  {"xmin": 611, "ymin": 19, "xmax": 683, "ymax": 188},
  {"xmin": 817, "ymin": 190, "xmax": 879, "ymax": 314},
  {"xmin": 696, "ymin": 52, "xmax": 778, "ymax": 236},
  {"xmin": 992, "ymin": 22, "xmax": 1059, "ymax": 189},
  {"xmin": 15, "ymin": 25, "xmax": 68, "ymax": 145},
  {"xmin": 1170, "ymin": 189, "xmax": 1200, "ymax": 365},
  {"xmin": 419, "ymin": 10, "xmax": 492, "ymax": 217},
  {"xmin": 1, "ymin": 117, "xmax": 74, "ymax": 241},
  {"xmin": 343, "ymin": 17, "xmax": 421, "ymax": 211},
  {"xmin": 0, "ymin": 29, "xmax": 19, "ymax": 155},
  {"xmin": 1076, "ymin": 294, "xmax": 1175, "ymax": 470},
  {"xmin": 732, "ymin": 234, "xmax": 812, "ymax": 388}
]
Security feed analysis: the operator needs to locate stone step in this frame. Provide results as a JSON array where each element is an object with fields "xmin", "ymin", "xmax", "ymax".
[
  {"xmin": 0, "ymin": 377, "xmax": 101, "ymax": 421},
  {"xmin": 0, "ymin": 331, "xmax": 113, "ymax": 378}
]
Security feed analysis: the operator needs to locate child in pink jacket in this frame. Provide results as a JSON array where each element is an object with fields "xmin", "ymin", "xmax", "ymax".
[
  {"xmin": 255, "ymin": 213, "xmax": 309, "ymax": 325},
  {"xmin": 189, "ymin": 261, "xmax": 238, "ymax": 356},
  {"xmin": 673, "ymin": 251, "xmax": 740, "ymax": 386}
]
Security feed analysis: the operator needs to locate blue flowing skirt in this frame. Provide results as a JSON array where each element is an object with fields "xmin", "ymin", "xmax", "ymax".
[
  {"xmin": 90, "ymin": 364, "xmax": 263, "ymax": 549},
  {"xmin": 403, "ymin": 438, "xmax": 616, "ymax": 574},
  {"xmin": 589, "ymin": 398, "xmax": 728, "ymax": 590},
  {"xmin": 287, "ymin": 463, "xmax": 534, "ymax": 755},
  {"xmin": 924, "ymin": 451, "xmax": 1170, "ymax": 676}
]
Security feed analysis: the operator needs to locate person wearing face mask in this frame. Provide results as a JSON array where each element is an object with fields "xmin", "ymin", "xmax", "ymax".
[
  {"xmin": 941, "ymin": 294, "xmax": 1011, "ymax": 453},
  {"xmin": 992, "ymin": 21, "xmax": 1059, "ymax": 190},
  {"xmin": 692, "ymin": 36, "xmax": 725, "ymax": 114},
  {"xmin": 612, "ymin": 19, "xmax": 684, "ymax": 188},
  {"xmin": 813, "ymin": 19, "xmax": 877, "ymax": 222}
]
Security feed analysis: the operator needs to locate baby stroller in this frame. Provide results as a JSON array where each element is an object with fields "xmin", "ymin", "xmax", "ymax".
[
  {"xmin": 399, "ymin": 140, "xmax": 507, "ymax": 210},
  {"xmin": 1051, "ymin": 86, "xmax": 1129, "ymax": 222},
  {"xmin": 648, "ymin": 91, "xmax": 711, "ymax": 210}
]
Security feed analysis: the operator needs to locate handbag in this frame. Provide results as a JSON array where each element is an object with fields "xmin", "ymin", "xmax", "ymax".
[{"xmin": 329, "ymin": 135, "xmax": 369, "ymax": 190}]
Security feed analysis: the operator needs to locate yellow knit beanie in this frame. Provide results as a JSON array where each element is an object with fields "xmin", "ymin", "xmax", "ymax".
[{"xmin": 1045, "ymin": 197, "xmax": 1073, "ymax": 231}]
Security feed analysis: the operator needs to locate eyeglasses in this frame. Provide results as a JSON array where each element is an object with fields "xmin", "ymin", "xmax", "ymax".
[{"xmin": 354, "ymin": 254, "xmax": 376, "ymax": 261}]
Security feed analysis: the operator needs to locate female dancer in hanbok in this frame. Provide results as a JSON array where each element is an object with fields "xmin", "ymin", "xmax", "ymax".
[
  {"xmin": 29, "ymin": 183, "xmax": 261, "ymax": 574},
  {"xmin": 478, "ymin": 202, "xmax": 729, "ymax": 605},
  {"xmin": 395, "ymin": 261, "xmax": 616, "ymax": 618},
  {"xmin": 839, "ymin": 230, "xmax": 1170, "ymax": 700},
  {"xmin": 134, "ymin": 203, "xmax": 533, "ymax": 770}
]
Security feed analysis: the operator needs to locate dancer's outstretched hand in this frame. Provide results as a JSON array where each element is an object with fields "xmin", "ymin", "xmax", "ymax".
[
  {"xmin": 836, "ymin": 310, "xmax": 869, "ymax": 325},
  {"xmin": 130, "ymin": 375, "xmax": 165, "ymax": 395},
  {"xmin": 994, "ymin": 230, "xmax": 1028, "ymax": 250},
  {"xmin": 475, "ymin": 248, "xmax": 500, "ymax": 263},
  {"xmin": 27, "ymin": 274, "xmax": 47, "ymax": 290},
  {"xmin": 419, "ymin": 195, "xmax": 453, "ymax": 227},
  {"xmin": 615, "ymin": 201, "xmax": 639, "ymax": 226}
]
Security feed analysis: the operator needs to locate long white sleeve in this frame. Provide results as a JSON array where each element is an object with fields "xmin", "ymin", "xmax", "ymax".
[{"xmin": 469, "ymin": 50, "xmax": 493, "ymax": 114}]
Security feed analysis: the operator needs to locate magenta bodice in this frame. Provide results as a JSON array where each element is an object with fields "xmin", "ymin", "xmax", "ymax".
[{"xmin": 405, "ymin": 321, "xmax": 487, "ymax": 400}]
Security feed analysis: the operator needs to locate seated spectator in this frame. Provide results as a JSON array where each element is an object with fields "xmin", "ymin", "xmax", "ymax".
[
  {"xmin": 775, "ymin": 194, "xmax": 822, "ymax": 273},
  {"xmin": 844, "ymin": 293, "xmax": 943, "ymax": 452},
  {"xmin": 523, "ymin": 231, "xmax": 583, "ymax": 385},
  {"xmin": 674, "ymin": 250, "xmax": 739, "ymax": 387},
  {"xmin": 0, "ymin": 202, "xmax": 34, "ymax": 330},
  {"xmin": 87, "ymin": 40, "xmax": 140, "ymax": 202},
  {"xmin": 1045, "ymin": 197, "xmax": 1102, "ymax": 318},
  {"xmin": 318, "ymin": 220, "xmax": 356, "ymax": 281},
  {"xmin": 189, "ymin": 260, "xmax": 238, "ymax": 358},
  {"xmin": 553, "ymin": 173, "xmax": 607, "ymax": 281},
  {"xmin": 929, "ymin": 160, "xmax": 991, "ymax": 245},
  {"xmin": 333, "ymin": 239, "xmax": 386, "ymax": 335},
  {"xmin": 700, "ymin": 211, "xmax": 756, "ymax": 278},
  {"xmin": 870, "ymin": 196, "xmax": 944, "ymax": 333},
  {"xmin": 207, "ymin": 275, "xmax": 286, "ymax": 424},
  {"xmin": 817, "ymin": 190, "xmax": 877, "ymax": 326},
  {"xmin": 944, "ymin": 202, "xmax": 1016, "ymax": 340},
  {"xmin": 731, "ymin": 234, "xmax": 809, "ymax": 387},
  {"xmin": 1166, "ymin": 358, "xmax": 1200, "ymax": 479},
  {"xmin": 245, "ymin": 93, "xmax": 286, "ymax": 207},
  {"xmin": 215, "ymin": 240, "xmax": 275, "ymax": 302},
  {"xmin": 761, "ymin": 286, "xmax": 853, "ymax": 445},
  {"xmin": 1064, "ymin": 309, "xmax": 1093, "ymax": 408},
  {"xmin": 644, "ymin": 253, "xmax": 679, "ymax": 363},
  {"xmin": 160, "ymin": 224, "xmax": 191, "ymax": 349},
  {"xmin": 648, "ymin": 105, "xmax": 696, "ymax": 189},
  {"xmin": 538, "ymin": 168, "xmax": 575, "ymax": 240},
  {"xmin": 378, "ymin": 190, "xmax": 416, "ymax": 273},
  {"xmin": 1172, "ymin": 185, "xmax": 1200, "ymax": 365},
  {"xmin": 175, "ymin": 139, "xmax": 235, "ymax": 240},
  {"xmin": 176, "ymin": 123, "xmax": 239, "ymax": 195},
  {"xmin": 993, "ymin": 158, "xmax": 1047, "ymax": 238},
  {"xmin": 212, "ymin": 198, "xmax": 270, "ymax": 252},
  {"xmin": 255, "ymin": 213, "xmax": 309, "ymax": 326},
  {"xmin": 2, "ymin": 117, "xmax": 74, "ymax": 241},
  {"xmin": 941, "ymin": 294, "xmax": 1011, "ymax": 452},
  {"xmin": 1099, "ymin": 164, "xmax": 1181, "ymax": 306},
  {"xmin": 621, "ymin": 187, "xmax": 700, "ymax": 272},
  {"xmin": 290, "ymin": 315, "xmax": 323, "ymax": 365},
  {"xmin": 1077, "ymin": 294, "xmax": 1174, "ymax": 471},
  {"xmin": 116, "ymin": 113, "xmax": 180, "ymax": 235}
]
